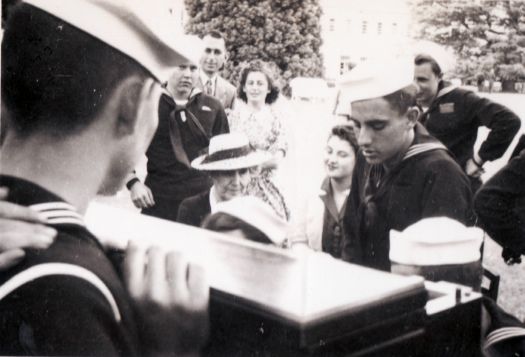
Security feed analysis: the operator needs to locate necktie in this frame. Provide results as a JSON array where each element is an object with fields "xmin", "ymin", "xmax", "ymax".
[{"xmin": 205, "ymin": 79, "xmax": 213, "ymax": 96}]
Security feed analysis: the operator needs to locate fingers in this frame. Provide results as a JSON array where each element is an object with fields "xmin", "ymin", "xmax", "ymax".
[
  {"xmin": 0, "ymin": 249, "xmax": 26, "ymax": 270},
  {"xmin": 187, "ymin": 263, "xmax": 209, "ymax": 310},
  {"xmin": 144, "ymin": 187, "xmax": 155, "ymax": 207},
  {"xmin": 123, "ymin": 242, "xmax": 147, "ymax": 299},
  {"xmin": 144, "ymin": 246, "xmax": 169, "ymax": 303},
  {"xmin": 166, "ymin": 251, "xmax": 189, "ymax": 303},
  {"xmin": 0, "ymin": 200, "xmax": 47, "ymax": 223},
  {"xmin": 0, "ymin": 219, "xmax": 56, "ymax": 250},
  {"xmin": 130, "ymin": 184, "xmax": 155, "ymax": 209}
]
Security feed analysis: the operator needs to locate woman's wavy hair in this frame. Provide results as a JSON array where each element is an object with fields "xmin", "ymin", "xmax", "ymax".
[
  {"xmin": 237, "ymin": 60, "xmax": 280, "ymax": 105},
  {"xmin": 329, "ymin": 125, "xmax": 359, "ymax": 154}
]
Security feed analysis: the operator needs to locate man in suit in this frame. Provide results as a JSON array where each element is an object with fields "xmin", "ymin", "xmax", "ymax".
[{"xmin": 196, "ymin": 31, "xmax": 237, "ymax": 110}]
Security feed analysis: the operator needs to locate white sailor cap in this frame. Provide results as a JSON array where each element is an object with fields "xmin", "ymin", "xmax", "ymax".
[
  {"xmin": 334, "ymin": 59, "xmax": 415, "ymax": 116},
  {"xmin": 389, "ymin": 217, "xmax": 484, "ymax": 266},
  {"xmin": 214, "ymin": 196, "xmax": 288, "ymax": 246},
  {"xmin": 24, "ymin": 0, "xmax": 203, "ymax": 82}
]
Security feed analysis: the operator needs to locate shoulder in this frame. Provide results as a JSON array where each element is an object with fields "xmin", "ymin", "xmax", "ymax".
[
  {"xmin": 412, "ymin": 149, "xmax": 467, "ymax": 180},
  {"xmin": 180, "ymin": 190, "xmax": 210, "ymax": 209},
  {"xmin": 217, "ymin": 76, "xmax": 236, "ymax": 92},
  {"xmin": 194, "ymin": 92, "xmax": 224, "ymax": 110}
]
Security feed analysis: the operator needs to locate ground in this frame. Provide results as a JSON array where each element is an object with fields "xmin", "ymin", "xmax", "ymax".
[{"xmin": 95, "ymin": 91, "xmax": 525, "ymax": 321}]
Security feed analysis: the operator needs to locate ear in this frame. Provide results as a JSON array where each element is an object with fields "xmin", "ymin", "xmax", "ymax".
[
  {"xmin": 405, "ymin": 106, "xmax": 420, "ymax": 129},
  {"xmin": 112, "ymin": 76, "xmax": 146, "ymax": 137}
]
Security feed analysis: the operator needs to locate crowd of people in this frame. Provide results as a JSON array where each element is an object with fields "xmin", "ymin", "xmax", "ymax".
[{"xmin": 0, "ymin": 0, "xmax": 524, "ymax": 355}]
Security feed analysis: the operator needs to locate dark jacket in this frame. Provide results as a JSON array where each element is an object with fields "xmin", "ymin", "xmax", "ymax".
[
  {"xmin": 0, "ymin": 175, "xmax": 140, "ymax": 356},
  {"xmin": 420, "ymin": 83, "xmax": 521, "ymax": 169},
  {"xmin": 142, "ymin": 90, "xmax": 229, "ymax": 220},
  {"xmin": 177, "ymin": 190, "xmax": 211, "ymax": 228},
  {"xmin": 474, "ymin": 149, "xmax": 525, "ymax": 262},
  {"xmin": 343, "ymin": 124, "xmax": 474, "ymax": 271}
]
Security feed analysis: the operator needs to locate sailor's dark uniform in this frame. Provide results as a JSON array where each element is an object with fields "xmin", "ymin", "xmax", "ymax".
[{"xmin": 0, "ymin": 175, "xmax": 140, "ymax": 356}]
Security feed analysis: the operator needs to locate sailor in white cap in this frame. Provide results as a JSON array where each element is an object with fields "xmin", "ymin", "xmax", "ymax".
[
  {"xmin": 202, "ymin": 196, "xmax": 289, "ymax": 247},
  {"xmin": 0, "ymin": 1, "xmax": 208, "ymax": 355},
  {"xmin": 339, "ymin": 59, "xmax": 474, "ymax": 272},
  {"xmin": 177, "ymin": 132, "xmax": 271, "ymax": 227}
]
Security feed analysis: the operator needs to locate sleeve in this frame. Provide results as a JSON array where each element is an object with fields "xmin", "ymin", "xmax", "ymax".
[
  {"xmin": 269, "ymin": 106, "xmax": 289, "ymax": 156},
  {"xmin": 0, "ymin": 275, "xmax": 135, "ymax": 356},
  {"xmin": 464, "ymin": 92, "xmax": 521, "ymax": 162},
  {"xmin": 176, "ymin": 199, "xmax": 202, "ymax": 227},
  {"xmin": 212, "ymin": 102, "xmax": 230, "ymax": 136},
  {"xmin": 420, "ymin": 158, "xmax": 474, "ymax": 225},
  {"xmin": 474, "ymin": 151, "xmax": 525, "ymax": 254}
]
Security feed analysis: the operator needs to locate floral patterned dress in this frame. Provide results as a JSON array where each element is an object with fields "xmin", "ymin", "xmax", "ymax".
[{"xmin": 228, "ymin": 101, "xmax": 290, "ymax": 220}]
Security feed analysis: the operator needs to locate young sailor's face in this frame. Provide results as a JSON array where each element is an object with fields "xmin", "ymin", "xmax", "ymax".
[
  {"xmin": 414, "ymin": 63, "xmax": 440, "ymax": 107},
  {"xmin": 350, "ymin": 97, "xmax": 412, "ymax": 166}
]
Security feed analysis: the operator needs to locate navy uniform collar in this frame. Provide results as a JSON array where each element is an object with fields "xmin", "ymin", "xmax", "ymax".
[{"xmin": 0, "ymin": 175, "xmax": 85, "ymax": 227}]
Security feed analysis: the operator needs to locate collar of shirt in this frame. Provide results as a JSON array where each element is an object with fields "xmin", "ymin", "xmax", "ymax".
[
  {"xmin": 209, "ymin": 186, "xmax": 219, "ymax": 213},
  {"xmin": 200, "ymin": 69, "xmax": 217, "ymax": 87}
]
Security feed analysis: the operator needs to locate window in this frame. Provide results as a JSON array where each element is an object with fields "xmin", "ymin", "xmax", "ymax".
[
  {"xmin": 361, "ymin": 21, "xmax": 367, "ymax": 34},
  {"xmin": 377, "ymin": 22, "xmax": 382, "ymax": 35},
  {"xmin": 329, "ymin": 18, "xmax": 335, "ymax": 31}
]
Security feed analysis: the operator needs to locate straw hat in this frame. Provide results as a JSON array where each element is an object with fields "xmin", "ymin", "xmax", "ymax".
[
  {"xmin": 191, "ymin": 132, "xmax": 271, "ymax": 171},
  {"xmin": 24, "ymin": 0, "xmax": 203, "ymax": 82}
]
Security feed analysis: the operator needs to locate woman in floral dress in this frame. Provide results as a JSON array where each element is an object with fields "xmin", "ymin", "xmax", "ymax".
[{"xmin": 227, "ymin": 61, "xmax": 290, "ymax": 220}]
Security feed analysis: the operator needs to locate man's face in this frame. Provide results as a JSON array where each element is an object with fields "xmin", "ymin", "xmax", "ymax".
[
  {"xmin": 350, "ymin": 97, "xmax": 414, "ymax": 167},
  {"xmin": 200, "ymin": 36, "xmax": 227, "ymax": 77},
  {"xmin": 100, "ymin": 79, "xmax": 161, "ymax": 195},
  {"xmin": 212, "ymin": 168, "xmax": 251, "ymax": 202},
  {"xmin": 167, "ymin": 62, "xmax": 199, "ymax": 97},
  {"xmin": 414, "ymin": 63, "xmax": 440, "ymax": 107}
]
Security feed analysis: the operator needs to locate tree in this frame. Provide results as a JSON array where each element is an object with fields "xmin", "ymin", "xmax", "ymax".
[
  {"xmin": 412, "ymin": 0, "xmax": 525, "ymax": 92},
  {"xmin": 184, "ymin": 0, "xmax": 324, "ymax": 95}
]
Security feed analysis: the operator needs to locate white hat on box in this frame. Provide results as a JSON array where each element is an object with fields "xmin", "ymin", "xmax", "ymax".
[
  {"xmin": 389, "ymin": 217, "xmax": 484, "ymax": 266},
  {"xmin": 335, "ymin": 58, "xmax": 415, "ymax": 116},
  {"xmin": 214, "ymin": 196, "xmax": 288, "ymax": 246},
  {"xmin": 24, "ymin": 0, "xmax": 203, "ymax": 82}
]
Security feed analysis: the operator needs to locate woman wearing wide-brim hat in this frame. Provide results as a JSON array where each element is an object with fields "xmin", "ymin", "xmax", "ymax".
[{"xmin": 176, "ymin": 132, "xmax": 271, "ymax": 227}]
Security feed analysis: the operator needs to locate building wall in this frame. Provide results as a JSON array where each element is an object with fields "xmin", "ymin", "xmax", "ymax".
[{"xmin": 320, "ymin": 0, "xmax": 413, "ymax": 81}]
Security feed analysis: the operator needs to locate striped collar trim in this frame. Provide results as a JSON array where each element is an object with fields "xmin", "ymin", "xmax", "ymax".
[
  {"xmin": 484, "ymin": 326, "xmax": 525, "ymax": 349},
  {"xmin": 29, "ymin": 202, "xmax": 85, "ymax": 227},
  {"xmin": 404, "ymin": 142, "xmax": 447, "ymax": 161}
]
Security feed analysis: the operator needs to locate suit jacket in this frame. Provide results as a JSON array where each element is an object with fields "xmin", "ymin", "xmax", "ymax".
[
  {"xmin": 197, "ymin": 75, "xmax": 236, "ymax": 110},
  {"xmin": 177, "ymin": 190, "xmax": 211, "ymax": 228}
]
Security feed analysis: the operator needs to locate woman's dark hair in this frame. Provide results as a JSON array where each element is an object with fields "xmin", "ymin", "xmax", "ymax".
[
  {"xmin": 202, "ymin": 212, "xmax": 273, "ymax": 245},
  {"xmin": 237, "ymin": 61, "xmax": 279, "ymax": 104},
  {"xmin": 329, "ymin": 125, "xmax": 359, "ymax": 153}
]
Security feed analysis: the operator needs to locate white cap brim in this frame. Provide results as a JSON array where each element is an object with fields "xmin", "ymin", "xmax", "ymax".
[
  {"xmin": 191, "ymin": 150, "xmax": 271, "ymax": 171},
  {"xmin": 25, "ymin": 0, "xmax": 203, "ymax": 82}
]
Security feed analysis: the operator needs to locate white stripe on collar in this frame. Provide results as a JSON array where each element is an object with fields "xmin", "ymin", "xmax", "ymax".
[
  {"xmin": 29, "ymin": 202, "xmax": 85, "ymax": 227},
  {"xmin": 436, "ymin": 85, "xmax": 457, "ymax": 99},
  {"xmin": 484, "ymin": 326, "xmax": 525, "ymax": 349},
  {"xmin": 404, "ymin": 143, "xmax": 447, "ymax": 161}
]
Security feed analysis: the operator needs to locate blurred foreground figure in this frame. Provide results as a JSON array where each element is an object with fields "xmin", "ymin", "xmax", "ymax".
[
  {"xmin": 0, "ymin": 1, "xmax": 208, "ymax": 355},
  {"xmin": 414, "ymin": 54, "xmax": 521, "ymax": 192},
  {"xmin": 340, "ymin": 60, "xmax": 473, "ymax": 271},
  {"xmin": 475, "ymin": 149, "xmax": 525, "ymax": 265}
]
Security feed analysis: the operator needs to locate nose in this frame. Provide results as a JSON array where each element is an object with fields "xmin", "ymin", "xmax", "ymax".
[
  {"xmin": 231, "ymin": 170, "xmax": 242, "ymax": 185},
  {"xmin": 357, "ymin": 126, "xmax": 372, "ymax": 147}
]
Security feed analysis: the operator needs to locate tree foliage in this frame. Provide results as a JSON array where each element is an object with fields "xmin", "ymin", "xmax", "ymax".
[
  {"xmin": 184, "ymin": 0, "xmax": 324, "ymax": 95},
  {"xmin": 412, "ymin": 0, "xmax": 525, "ymax": 90}
]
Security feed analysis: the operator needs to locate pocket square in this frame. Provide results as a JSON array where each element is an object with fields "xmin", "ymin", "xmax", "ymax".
[{"xmin": 201, "ymin": 105, "xmax": 212, "ymax": 111}]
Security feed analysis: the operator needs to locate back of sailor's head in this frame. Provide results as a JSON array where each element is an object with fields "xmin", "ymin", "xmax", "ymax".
[{"xmin": 1, "ymin": 0, "xmax": 197, "ymax": 138}]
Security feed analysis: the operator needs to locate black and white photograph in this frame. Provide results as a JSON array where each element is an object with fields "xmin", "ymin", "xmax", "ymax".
[{"xmin": 1, "ymin": 0, "xmax": 524, "ymax": 355}]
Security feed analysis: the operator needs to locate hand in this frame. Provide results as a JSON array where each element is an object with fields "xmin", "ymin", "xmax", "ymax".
[
  {"xmin": 124, "ymin": 243, "xmax": 209, "ymax": 356},
  {"xmin": 465, "ymin": 158, "xmax": 485, "ymax": 178},
  {"xmin": 0, "ymin": 187, "xmax": 57, "ymax": 270},
  {"xmin": 129, "ymin": 181, "xmax": 155, "ymax": 209}
]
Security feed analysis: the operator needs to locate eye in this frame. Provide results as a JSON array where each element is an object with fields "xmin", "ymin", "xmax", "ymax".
[
  {"xmin": 338, "ymin": 152, "xmax": 349, "ymax": 158},
  {"xmin": 205, "ymin": 48, "xmax": 212, "ymax": 54},
  {"xmin": 238, "ymin": 168, "xmax": 249, "ymax": 175},
  {"xmin": 370, "ymin": 122, "xmax": 386, "ymax": 130},
  {"xmin": 190, "ymin": 65, "xmax": 198, "ymax": 71},
  {"xmin": 213, "ymin": 49, "xmax": 222, "ymax": 55}
]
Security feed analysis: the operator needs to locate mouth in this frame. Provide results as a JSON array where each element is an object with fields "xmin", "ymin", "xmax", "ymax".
[
  {"xmin": 327, "ymin": 164, "xmax": 338, "ymax": 171},
  {"xmin": 179, "ymin": 81, "xmax": 192, "ymax": 87},
  {"xmin": 362, "ymin": 150, "xmax": 378, "ymax": 159}
]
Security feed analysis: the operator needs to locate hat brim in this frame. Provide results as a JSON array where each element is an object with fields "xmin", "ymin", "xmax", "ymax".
[{"xmin": 191, "ymin": 150, "xmax": 272, "ymax": 171}]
